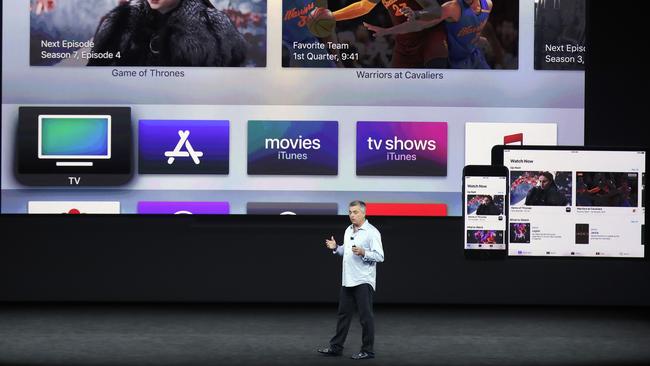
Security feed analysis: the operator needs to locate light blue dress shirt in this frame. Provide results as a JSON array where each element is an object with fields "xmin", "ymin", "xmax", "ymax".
[{"xmin": 334, "ymin": 220, "xmax": 384, "ymax": 290}]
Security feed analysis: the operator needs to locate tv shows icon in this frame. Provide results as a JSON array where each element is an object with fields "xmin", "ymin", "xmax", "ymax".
[{"xmin": 16, "ymin": 107, "xmax": 132, "ymax": 186}]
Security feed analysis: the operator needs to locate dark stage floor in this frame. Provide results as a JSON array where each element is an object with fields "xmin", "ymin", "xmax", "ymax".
[{"xmin": 1, "ymin": 304, "xmax": 649, "ymax": 366}]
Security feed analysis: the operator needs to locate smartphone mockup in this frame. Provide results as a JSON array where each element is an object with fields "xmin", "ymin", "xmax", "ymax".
[{"xmin": 463, "ymin": 165, "xmax": 509, "ymax": 259}]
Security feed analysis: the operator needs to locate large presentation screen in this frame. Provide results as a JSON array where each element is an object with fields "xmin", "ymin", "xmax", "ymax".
[
  {"xmin": 496, "ymin": 147, "xmax": 646, "ymax": 258},
  {"xmin": 2, "ymin": 0, "xmax": 586, "ymax": 215}
]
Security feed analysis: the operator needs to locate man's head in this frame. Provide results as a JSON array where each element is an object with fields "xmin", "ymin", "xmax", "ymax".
[
  {"xmin": 348, "ymin": 200, "xmax": 367, "ymax": 227},
  {"xmin": 538, "ymin": 171, "xmax": 554, "ymax": 190},
  {"xmin": 482, "ymin": 196, "xmax": 493, "ymax": 205},
  {"xmin": 147, "ymin": 0, "xmax": 181, "ymax": 14}
]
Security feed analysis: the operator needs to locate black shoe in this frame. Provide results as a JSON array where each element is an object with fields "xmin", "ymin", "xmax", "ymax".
[
  {"xmin": 317, "ymin": 347, "xmax": 342, "ymax": 356},
  {"xmin": 351, "ymin": 351, "xmax": 374, "ymax": 360}
]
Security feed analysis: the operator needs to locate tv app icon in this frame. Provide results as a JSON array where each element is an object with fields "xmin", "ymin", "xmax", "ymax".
[
  {"xmin": 16, "ymin": 107, "xmax": 132, "ymax": 186},
  {"xmin": 139, "ymin": 120, "xmax": 229, "ymax": 174},
  {"xmin": 38, "ymin": 114, "xmax": 112, "ymax": 167}
]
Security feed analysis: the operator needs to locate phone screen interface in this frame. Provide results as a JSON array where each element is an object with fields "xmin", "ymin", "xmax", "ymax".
[{"xmin": 464, "ymin": 176, "xmax": 507, "ymax": 250}]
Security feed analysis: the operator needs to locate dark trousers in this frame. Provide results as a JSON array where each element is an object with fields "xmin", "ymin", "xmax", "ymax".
[{"xmin": 329, "ymin": 284, "xmax": 375, "ymax": 354}]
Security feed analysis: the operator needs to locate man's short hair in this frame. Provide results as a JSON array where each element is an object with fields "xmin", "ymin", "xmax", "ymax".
[
  {"xmin": 541, "ymin": 171, "xmax": 554, "ymax": 182},
  {"xmin": 349, "ymin": 200, "xmax": 366, "ymax": 214}
]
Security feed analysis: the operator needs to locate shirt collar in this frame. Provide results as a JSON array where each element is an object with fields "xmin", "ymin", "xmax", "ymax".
[{"xmin": 349, "ymin": 220, "xmax": 370, "ymax": 231}]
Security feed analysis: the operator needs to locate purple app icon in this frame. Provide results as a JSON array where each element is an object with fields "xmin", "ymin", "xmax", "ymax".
[
  {"xmin": 137, "ymin": 201, "xmax": 229, "ymax": 215},
  {"xmin": 139, "ymin": 120, "xmax": 229, "ymax": 174},
  {"xmin": 357, "ymin": 121, "xmax": 447, "ymax": 176},
  {"xmin": 248, "ymin": 120, "xmax": 338, "ymax": 175}
]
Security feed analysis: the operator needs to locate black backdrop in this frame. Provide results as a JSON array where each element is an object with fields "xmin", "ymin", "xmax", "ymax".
[{"xmin": 1, "ymin": 2, "xmax": 648, "ymax": 305}]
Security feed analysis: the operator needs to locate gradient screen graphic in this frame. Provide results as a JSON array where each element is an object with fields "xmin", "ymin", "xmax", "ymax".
[
  {"xmin": 248, "ymin": 120, "xmax": 338, "ymax": 175},
  {"xmin": 39, "ymin": 115, "xmax": 110, "ymax": 159},
  {"xmin": 139, "ymin": 120, "xmax": 229, "ymax": 174},
  {"xmin": 137, "ymin": 201, "xmax": 230, "ymax": 215},
  {"xmin": 356, "ymin": 121, "xmax": 447, "ymax": 177},
  {"xmin": 2, "ymin": 1, "xmax": 586, "ymax": 215}
]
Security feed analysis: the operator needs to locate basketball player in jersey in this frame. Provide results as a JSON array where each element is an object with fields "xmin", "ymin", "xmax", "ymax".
[
  {"xmin": 329, "ymin": 0, "xmax": 449, "ymax": 68},
  {"xmin": 364, "ymin": 0, "xmax": 493, "ymax": 69},
  {"xmin": 283, "ymin": 0, "xmax": 339, "ymax": 67}
]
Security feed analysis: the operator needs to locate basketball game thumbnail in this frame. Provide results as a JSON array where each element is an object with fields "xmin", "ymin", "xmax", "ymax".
[
  {"xmin": 282, "ymin": 0, "xmax": 519, "ymax": 69},
  {"xmin": 576, "ymin": 172, "xmax": 639, "ymax": 207}
]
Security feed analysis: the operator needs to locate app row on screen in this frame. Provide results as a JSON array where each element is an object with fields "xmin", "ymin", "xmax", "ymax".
[
  {"xmin": 140, "ymin": 119, "xmax": 447, "ymax": 176},
  {"xmin": 26, "ymin": 201, "xmax": 448, "ymax": 216},
  {"xmin": 15, "ymin": 107, "xmax": 565, "ymax": 187},
  {"xmin": 15, "ymin": 107, "xmax": 450, "ymax": 186}
]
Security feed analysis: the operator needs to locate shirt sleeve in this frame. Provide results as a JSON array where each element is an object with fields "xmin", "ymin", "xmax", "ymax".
[
  {"xmin": 362, "ymin": 229, "xmax": 384, "ymax": 263},
  {"xmin": 333, "ymin": 244, "xmax": 344, "ymax": 256}
]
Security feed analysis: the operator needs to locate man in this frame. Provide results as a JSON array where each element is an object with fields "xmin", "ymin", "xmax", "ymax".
[
  {"xmin": 476, "ymin": 195, "xmax": 500, "ymax": 215},
  {"xmin": 327, "ymin": 0, "xmax": 449, "ymax": 68},
  {"xmin": 364, "ymin": 0, "xmax": 493, "ymax": 69},
  {"xmin": 318, "ymin": 200, "xmax": 385, "ymax": 360},
  {"xmin": 88, "ymin": 0, "xmax": 247, "ymax": 66},
  {"xmin": 525, "ymin": 171, "xmax": 569, "ymax": 206}
]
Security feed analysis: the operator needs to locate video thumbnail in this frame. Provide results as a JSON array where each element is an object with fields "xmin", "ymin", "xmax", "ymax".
[
  {"xmin": 510, "ymin": 222, "xmax": 530, "ymax": 243},
  {"xmin": 575, "ymin": 223, "xmax": 589, "ymax": 244},
  {"xmin": 510, "ymin": 171, "xmax": 571, "ymax": 206},
  {"xmin": 466, "ymin": 229, "xmax": 504, "ymax": 244},
  {"xmin": 576, "ymin": 172, "xmax": 639, "ymax": 207},
  {"xmin": 466, "ymin": 194, "xmax": 504, "ymax": 215},
  {"xmin": 30, "ymin": 0, "xmax": 267, "ymax": 67},
  {"xmin": 534, "ymin": 0, "xmax": 586, "ymax": 70},
  {"xmin": 282, "ymin": 0, "xmax": 518, "ymax": 69}
]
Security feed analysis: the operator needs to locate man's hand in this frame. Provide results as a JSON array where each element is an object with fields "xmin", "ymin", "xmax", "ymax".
[
  {"xmin": 363, "ymin": 22, "xmax": 388, "ymax": 37},
  {"xmin": 325, "ymin": 236, "xmax": 337, "ymax": 250},
  {"xmin": 401, "ymin": 7, "xmax": 417, "ymax": 21},
  {"xmin": 352, "ymin": 245, "xmax": 365, "ymax": 257}
]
